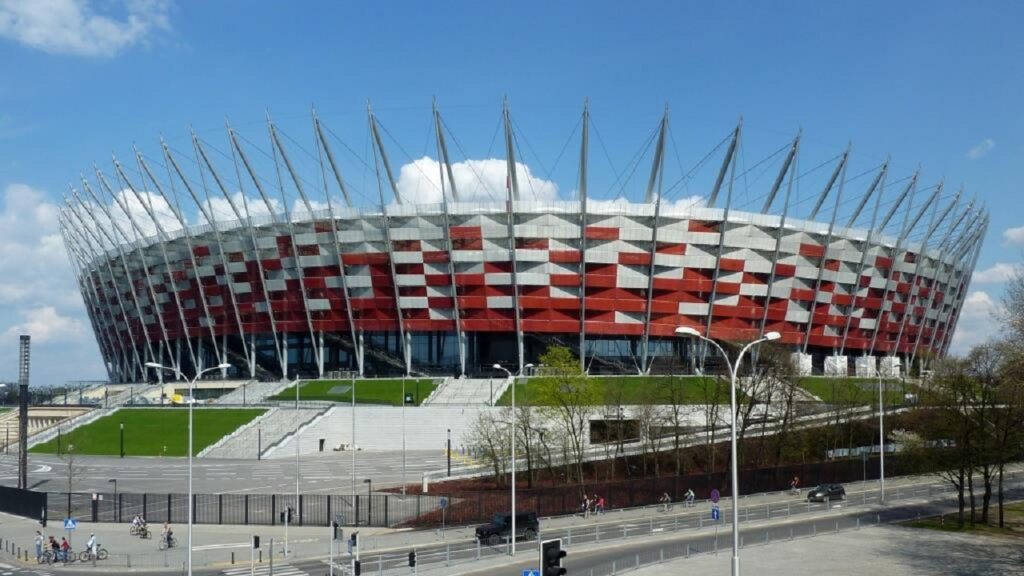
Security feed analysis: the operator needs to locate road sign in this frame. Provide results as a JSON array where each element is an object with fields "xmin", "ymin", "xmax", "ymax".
[
  {"xmin": 63, "ymin": 518, "xmax": 77, "ymax": 530},
  {"xmin": 523, "ymin": 570, "xmax": 540, "ymax": 576},
  {"xmin": 710, "ymin": 489, "xmax": 720, "ymax": 503},
  {"xmin": 439, "ymin": 497, "xmax": 449, "ymax": 509},
  {"xmin": 711, "ymin": 505, "xmax": 721, "ymax": 521}
]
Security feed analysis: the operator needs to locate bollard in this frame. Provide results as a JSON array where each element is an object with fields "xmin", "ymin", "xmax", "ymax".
[
  {"xmin": 835, "ymin": 519, "xmax": 839, "ymax": 533},
  {"xmin": 445, "ymin": 543, "xmax": 450, "ymax": 566},
  {"xmin": 612, "ymin": 560, "xmax": 616, "ymax": 574},
  {"xmin": 128, "ymin": 554, "xmax": 131, "ymax": 568},
  {"xmin": 232, "ymin": 552, "xmax": 235, "ymax": 564},
  {"xmin": 259, "ymin": 550, "xmax": 263, "ymax": 563},
  {"xmin": 622, "ymin": 526, "xmax": 626, "ymax": 539},
  {"xmin": 765, "ymin": 531, "xmax": 768, "ymax": 545},
  {"xmin": 790, "ymin": 526, "xmax": 794, "ymax": 540},
  {"xmin": 876, "ymin": 513, "xmax": 880, "ymax": 524},
  {"xmin": 475, "ymin": 538, "xmax": 480, "ymax": 560},
  {"xmin": 567, "ymin": 527, "xmax": 572, "ymax": 545},
  {"xmin": 813, "ymin": 523, "xmax": 816, "ymax": 536},
  {"xmin": 659, "ymin": 549, "xmax": 664, "ymax": 562},
  {"xmin": 649, "ymin": 518, "xmax": 653, "ymax": 534},
  {"xmin": 857, "ymin": 517, "xmax": 861, "ymax": 530},
  {"xmin": 686, "ymin": 543, "xmax": 690, "ymax": 558}
]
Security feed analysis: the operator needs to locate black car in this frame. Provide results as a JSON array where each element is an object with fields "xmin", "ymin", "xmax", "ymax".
[
  {"xmin": 806, "ymin": 483, "xmax": 846, "ymax": 502},
  {"xmin": 474, "ymin": 512, "xmax": 539, "ymax": 545}
]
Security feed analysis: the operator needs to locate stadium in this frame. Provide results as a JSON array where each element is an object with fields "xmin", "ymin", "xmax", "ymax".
[{"xmin": 59, "ymin": 103, "xmax": 987, "ymax": 383}]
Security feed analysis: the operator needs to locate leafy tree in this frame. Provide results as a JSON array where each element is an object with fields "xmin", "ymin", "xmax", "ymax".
[{"xmin": 534, "ymin": 345, "xmax": 598, "ymax": 493}]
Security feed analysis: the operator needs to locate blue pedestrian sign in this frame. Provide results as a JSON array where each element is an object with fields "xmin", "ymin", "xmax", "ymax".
[
  {"xmin": 63, "ymin": 518, "xmax": 77, "ymax": 530},
  {"xmin": 523, "ymin": 570, "xmax": 540, "ymax": 576},
  {"xmin": 439, "ymin": 497, "xmax": 449, "ymax": 509},
  {"xmin": 711, "ymin": 506, "xmax": 720, "ymax": 521}
]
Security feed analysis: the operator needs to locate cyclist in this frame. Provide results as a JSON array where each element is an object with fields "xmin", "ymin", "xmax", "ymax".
[
  {"xmin": 659, "ymin": 492, "xmax": 672, "ymax": 512},
  {"xmin": 60, "ymin": 537, "xmax": 70, "ymax": 562},
  {"xmin": 789, "ymin": 476, "xmax": 800, "ymax": 495},
  {"xmin": 684, "ymin": 488, "xmax": 696, "ymax": 507},
  {"xmin": 86, "ymin": 533, "xmax": 97, "ymax": 558},
  {"xmin": 48, "ymin": 536, "xmax": 59, "ymax": 563}
]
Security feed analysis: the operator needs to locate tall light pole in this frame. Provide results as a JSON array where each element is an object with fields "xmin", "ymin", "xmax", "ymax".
[
  {"xmin": 674, "ymin": 327, "xmax": 779, "ymax": 576},
  {"xmin": 350, "ymin": 371, "xmax": 356, "ymax": 524},
  {"xmin": 402, "ymin": 375, "xmax": 407, "ymax": 495},
  {"xmin": 873, "ymin": 366, "xmax": 886, "ymax": 504},
  {"xmin": 145, "ymin": 361, "xmax": 231, "ymax": 576},
  {"xmin": 493, "ymin": 362, "xmax": 533, "ymax": 557}
]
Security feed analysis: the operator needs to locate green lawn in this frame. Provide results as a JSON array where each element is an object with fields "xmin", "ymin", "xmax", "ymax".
[
  {"xmin": 29, "ymin": 408, "xmax": 265, "ymax": 457},
  {"xmin": 904, "ymin": 500, "xmax": 1024, "ymax": 538},
  {"xmin": 270, "ymin": 378, "xmax": 438, "ymax": 406},
  {"xmin": 496, "ymin": 375, "xmax": 732, "ymax": 406},
  {"xmin": 798, "ymin": 377, "xmax": 910, "ymax": 405}
]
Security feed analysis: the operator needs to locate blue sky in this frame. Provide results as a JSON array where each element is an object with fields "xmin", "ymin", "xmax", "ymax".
[{"xmin": 1, "ymin": 0, "xmax": 1021, "ymax": 386}]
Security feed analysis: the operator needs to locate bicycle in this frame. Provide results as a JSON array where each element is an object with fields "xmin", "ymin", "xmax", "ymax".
[
  {"xmin": 79, "ymin": 547, "xmax": 109, "ymax": 562},
  {"xmin": 158, "ymin": 536, "xmax": 177, "ymax": 550},
  {"xmin": 136, "ymin": 525, "xmax": 152, "ymax": 539}
]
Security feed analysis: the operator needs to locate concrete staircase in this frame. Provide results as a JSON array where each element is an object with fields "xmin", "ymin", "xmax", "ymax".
[
  {"xmin": 423, "ymin": 377, "xmax": 503, "ymax": 406},
  {"xmin": 213, "ymin": 380, "xmax": 291, "ymax": 405},
  {"xmin": 19, "ymin": 406, "xmax": 106, "ymax": 449},
  {"xmin": 200, "ymin": 407, "xmax": 326, "ymax": 459},
  {"xmin": 270, "ymin": 405, "xmax": 493, "ymax": 455}
]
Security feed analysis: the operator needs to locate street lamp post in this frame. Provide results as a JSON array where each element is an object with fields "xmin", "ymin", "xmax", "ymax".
[
  {"xmin": 108, "ymin": 479, "xmax": 117, "ymax": 522},
  {"xmin": 119, "ymin": 422, "xmax": 125, "ymax": 459},
  {"xmin": 874, "ymin": 366, "xmax": 886, "ymax": 504},
  {"xmin": 674, "ymin": 327, "xmax": 779, "ymax": 576},
  {"xmin": 145, "ymin": 361, "xmax": 231, "ymax": 576},
  {"xmin": 446, "ymin": 428, "xmax": 451, "ymax": 478},
  {"xmin": 493, "ymin": 362, "xmax": 533, "ymax": 557}
]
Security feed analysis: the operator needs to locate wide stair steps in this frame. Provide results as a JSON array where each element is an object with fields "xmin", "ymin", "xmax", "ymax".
[
  {"xmin": 423, "ymin": 378, "xmax": 503, "ymax": 406},
  {"xmin": 270, "ymin": 405, "xmax": 491, "ymax": 455},
  {"xmin": 200, "ymin": 407, "xmax": 327, "ymax": 459},
  {"xmin": 213, "ymin": 380, "xmax": 291, "ymax": 405}
]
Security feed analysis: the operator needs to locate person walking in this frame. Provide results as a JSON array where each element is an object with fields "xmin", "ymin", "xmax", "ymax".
[
  {"xmin": 48, "ymin": 537, "xmax": 59, "ymax": 563},
  {"xmin": 581, "ymin": 495, "xmax": 591, "ymax": 518},
  {"xmin": 595, "ymin": 494, "xmax": 606, "ymax": 515},
  {"xmin": 659, "ymin": 492, "xmax": 672, "ymax": 512},
  {"xmin": 34, "ymin": 531, "xmax": 43, "ymax": 563}
]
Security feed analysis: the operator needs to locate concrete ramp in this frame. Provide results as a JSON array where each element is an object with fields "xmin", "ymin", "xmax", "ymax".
[{"xmin": 423, "ymin": 378, "xmax": 503, "ymax": 406}]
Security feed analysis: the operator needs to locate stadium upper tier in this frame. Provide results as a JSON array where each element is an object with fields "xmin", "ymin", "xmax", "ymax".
[{"xmin": 59, "ymin": 105, "xmax": 986, "ymax": 382}]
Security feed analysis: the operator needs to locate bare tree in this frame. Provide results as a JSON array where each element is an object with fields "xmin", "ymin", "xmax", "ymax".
[{"xmin": 467, "ymin": 410, "xmax": 510, "ymax": 488}]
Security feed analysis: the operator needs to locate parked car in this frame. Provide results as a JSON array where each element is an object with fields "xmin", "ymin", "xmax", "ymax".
[
  {"xmin": 806, "ymin": 483, "xmax": 846, "ymax": 502},
  {"xmin": 475, "ymin": 512, "xmax": 539, "ymax": 545}
]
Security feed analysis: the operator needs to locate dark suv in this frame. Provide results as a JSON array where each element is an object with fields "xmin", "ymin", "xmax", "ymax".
[
  {"xmin": 806, "ymin": 483, "xmax": 846, "ymax": 502},
  {"xmin": 475, "ymin": 512, "xmax": 539, "ymax": 545}
]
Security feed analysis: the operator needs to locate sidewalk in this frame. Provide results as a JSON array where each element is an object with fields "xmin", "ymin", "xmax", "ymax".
[{"xmin": 0, "ymin": 467, "xmax": 1002, "ymax": 572}]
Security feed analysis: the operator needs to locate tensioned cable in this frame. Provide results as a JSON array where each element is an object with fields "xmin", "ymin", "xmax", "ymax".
[
  {"xmin": 510, "ymin": 116, "xmax": 551, "ymax": 182},
  {"xmin": 661, "ymin": 130, "xmax": 732, "ymax": 200},
  {"xmin": 589, "ymin": 114, "xmax": 622, "ymax": 191},
  {"xmin": 439, "ymin": 113, "xmax": 502, "ymax": 201},
  {"xmin": 542, "ymin": 114, "xmax": 582, "ymax": 187},
  {"xmin": 376, "ymin": 118, "xmax": 445, "ymax": 198},
  {"xmin": 511, "ymin": 130, "xmax": 540, "ymax": 201}
]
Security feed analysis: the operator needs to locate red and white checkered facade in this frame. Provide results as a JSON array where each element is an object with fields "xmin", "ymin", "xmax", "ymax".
[{"xmin": 64, "ymin": 197, "xmax": 979, "ymax": 381}]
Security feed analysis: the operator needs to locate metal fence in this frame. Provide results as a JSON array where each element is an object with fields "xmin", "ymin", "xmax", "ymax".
[
  {"xmin": 0, "ymin": 485, "xmax": 46, "ymax": 524},
  {"xmin": 43, "ymin": 455, "xmax": 906, "ymax": 529}
]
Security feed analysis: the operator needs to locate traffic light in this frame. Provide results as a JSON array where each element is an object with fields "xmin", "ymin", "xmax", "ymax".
[
  {"xmin": 350, "ymin": 531, "xmax": 359, "ymax": 548},
  {"xmin": 279, "ymin": 507, "xmax": 295, "ymax": 524},
  {"xmin": 408, "ymin": 550, "xmax": 417, "ymax": 567},
  {"xmin": 252, "ymin": 535, "xmax": 260, "ymax": 549},
  {"xmin": 542, "ymin": 538, "xmax": 566, "ymax": 576},
  {"xmin": 332, "ymin": 520, "xmax": 342, "ymax": 541},
  {"xmin": 353, "ymin": 560, "xmax": 361, "ymax": 576}
]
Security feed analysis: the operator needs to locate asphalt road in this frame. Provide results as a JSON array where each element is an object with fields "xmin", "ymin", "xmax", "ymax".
[{"xmin": 0, "ymin": 451, "xmax": 444, "ymax": 495}]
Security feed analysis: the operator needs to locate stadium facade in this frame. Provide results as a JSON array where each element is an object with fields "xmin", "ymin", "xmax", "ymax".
[{"xmin": 59, "ymin": 104, "xmax": 987, "ymax": 382}]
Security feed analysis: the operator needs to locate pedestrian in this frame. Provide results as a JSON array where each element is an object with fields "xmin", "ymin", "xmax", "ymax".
[
  {"xmin": 581, "ymin": 494, "xmax": 591, "ymax": 518},
  {"xmin": 34, "ymin": 530, "xmax": 43, "ymax": 562},
  {"xmin": 684, "ymin": 488, "xmax": 695, "ymax": 507},
  {"xmin": 596, "ymin": 494, "xmax": 606, "ymax": 515}
]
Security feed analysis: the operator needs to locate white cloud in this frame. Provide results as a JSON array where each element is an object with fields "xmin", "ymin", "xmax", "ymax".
[
  {"xmin": 948, "ymin": 290, "xmax": 1001, "ymax": 355},
  {"xmin": 2, "ymin": 306, "xmax": 87, "ymax": 344},
  {"xmin": 587, "ymin": 194, "xmax": 706, "ymax": 213},
  {"xmin": 966, "ymin": 138, "xmax": 995, "ymax": 160},
  {"xmin": 0, "ymin": 0, "xmax": 170, "ymax": 57},
  {"xmin": 971, "ymin": 262, "xmax": 1023, "ymax": 284},
  {"xmin": 0, "ymin": 183, "xmax": 105, "ymax": 384},
  {"xmin": 1002, "ymin": 225, "xmax": 1024, "ymax": 247},
  {"xmin": 395, "ymin": 157, "xmax": 558, "ymax": 204},
  {"xmin": 198, "ymin": 191, "xmax": 283, "ymax": 225}
]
